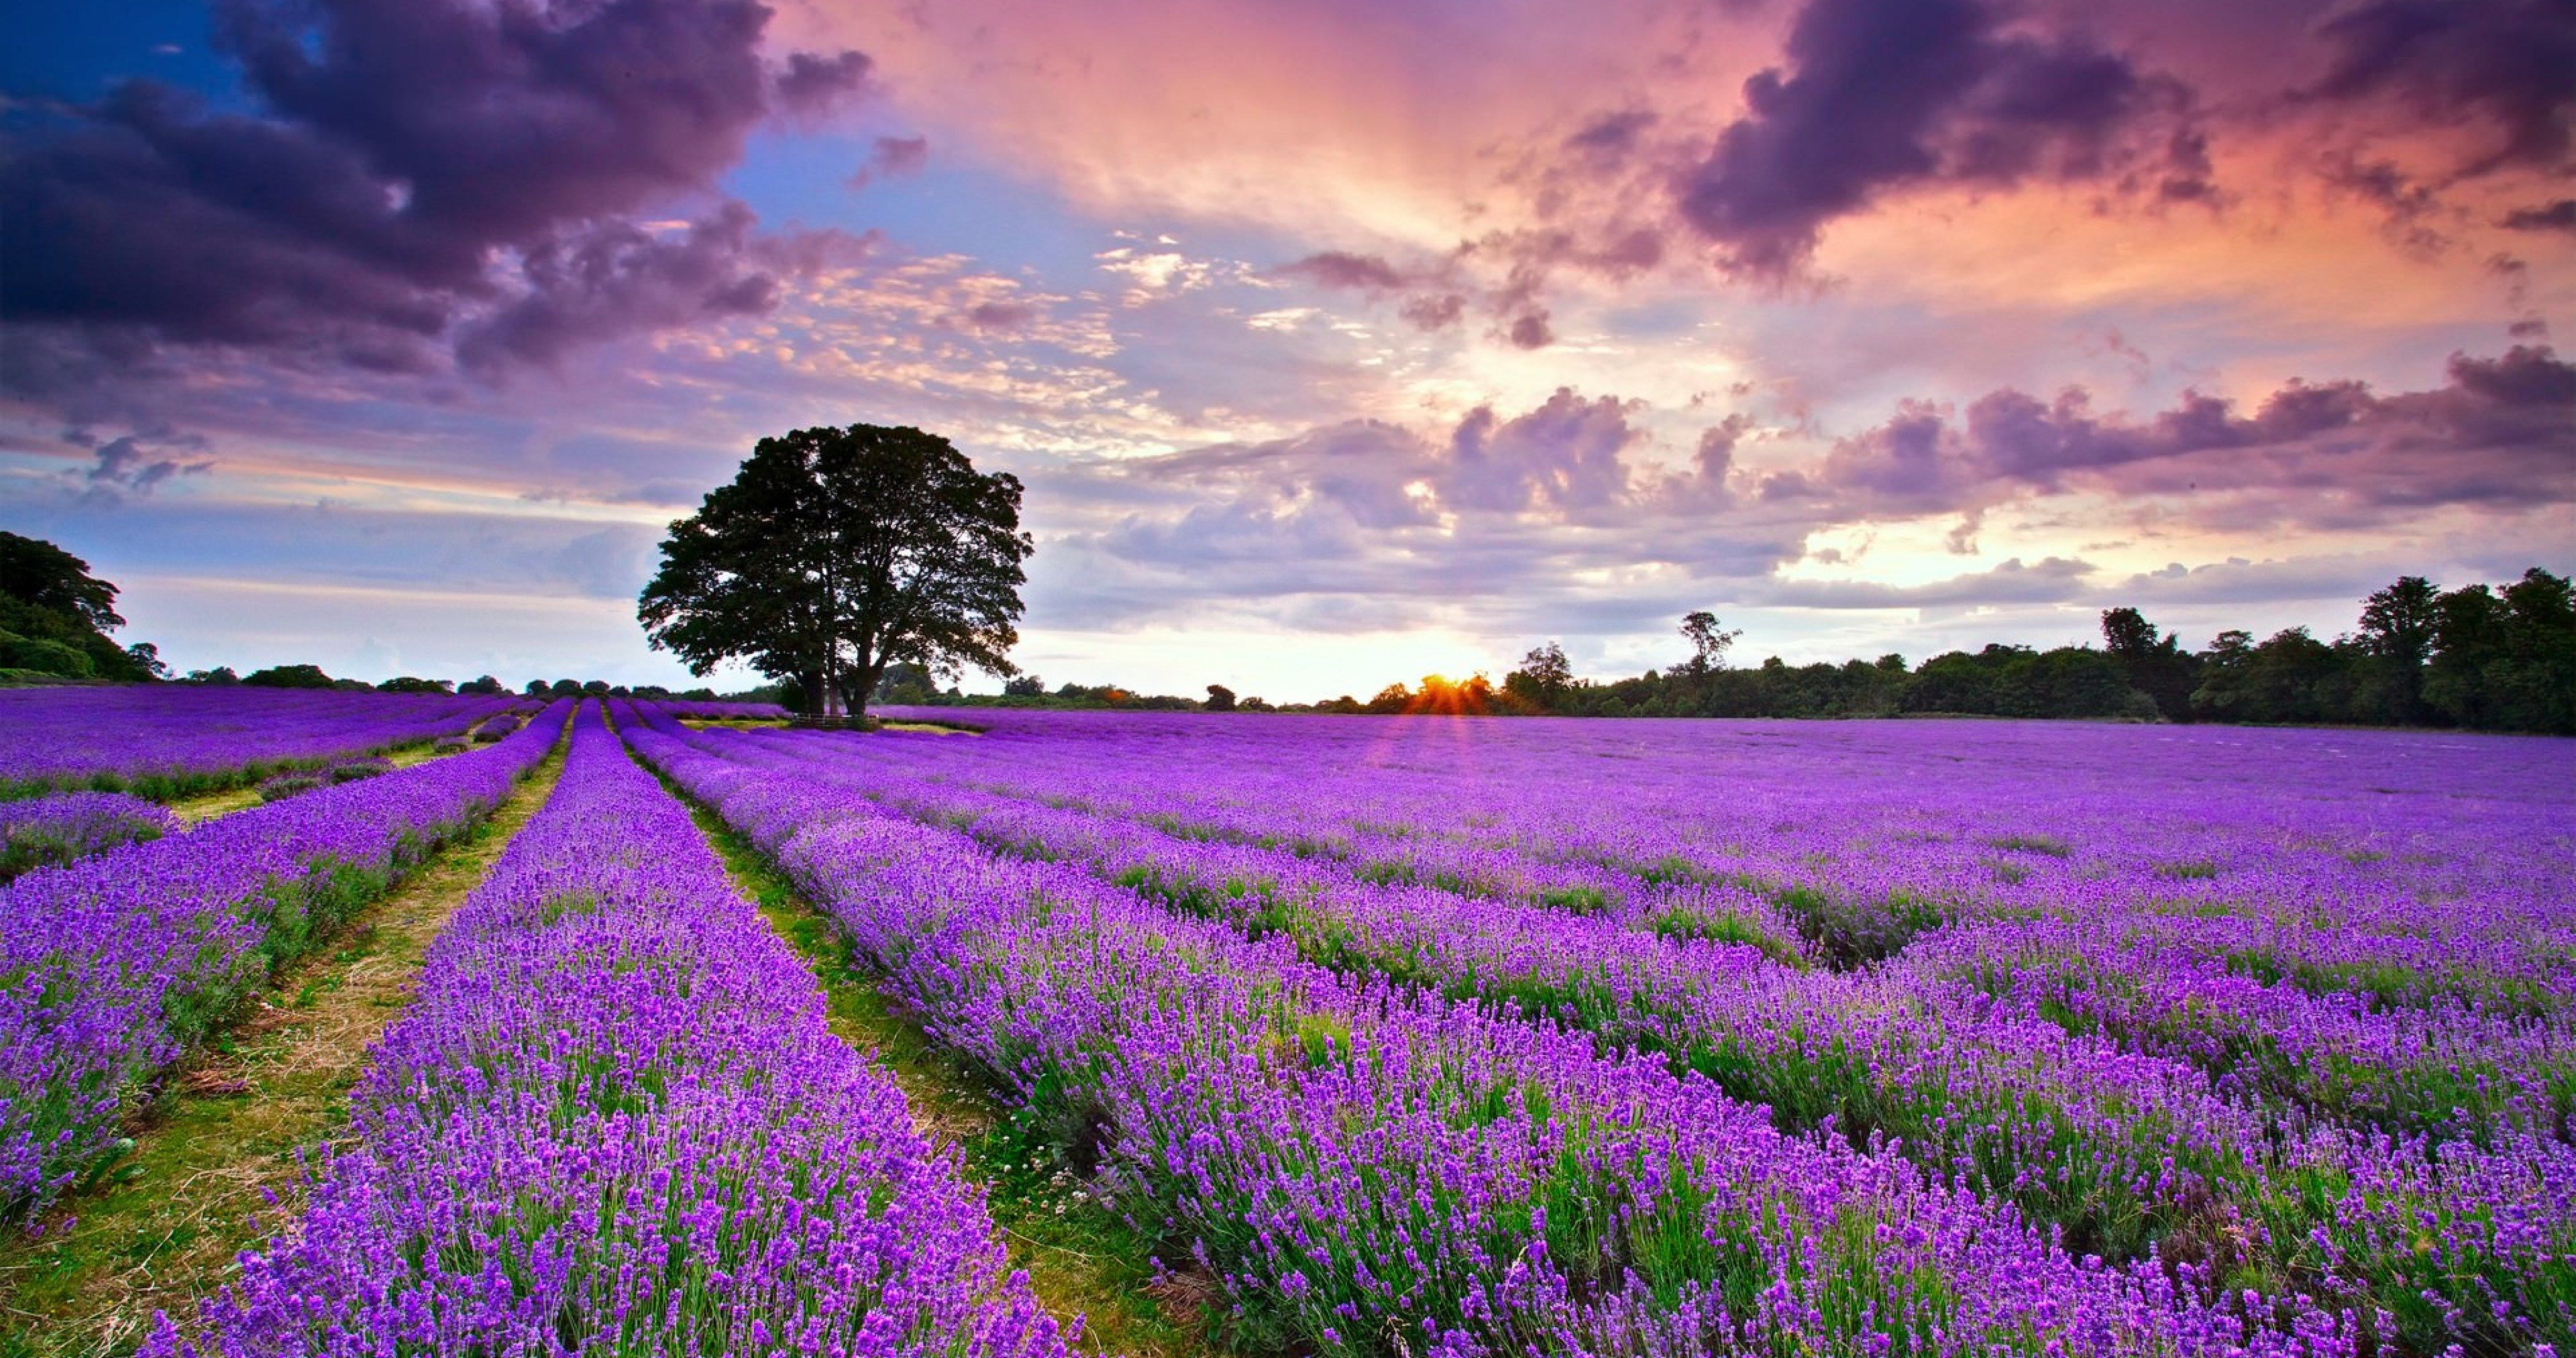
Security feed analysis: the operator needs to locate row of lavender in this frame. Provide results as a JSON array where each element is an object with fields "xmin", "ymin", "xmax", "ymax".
[
  {"xmin": 160, "ymin": 702, "xmax": 1069, "ymax": 1355},
  {"xmin": 863, "ymin": 710, "xmax": 2575, "ymax": 1000},
  {"xmin": 698, "ymin": 708, "xmax": 2574, "ymax": 1354},
  {"xmin": 624, "ymin": 703, "xmax": 2367, "ymax": 1358},
  {"xmin": 0, "ymin": 686, "xmax": 520, "ymax": 798},
  {"xmin": 0, "ymin": 792, "xmax": 177, "ymax": 883},
  {"xmin": 840, "ymin": 713, "xmax": 2576, "ymax": 1130},
  {"xmin": 751, "ymin": 717, "xmax": 2573, "ymax": 1140},
  {"xmin": 0, "ymin": 702, "xmax": 572, "ymax": 1223}
]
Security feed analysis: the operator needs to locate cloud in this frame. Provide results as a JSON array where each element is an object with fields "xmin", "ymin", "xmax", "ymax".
[
  {"xmin": 457, "ymin": 205, "xmax": 793, "ymax": 372},
  {"xmin": 74, "ymin": 428, "xmax": 214, "ymax": 500},
  {"xmin": 1445, "ymin": 389, "xmax": 1637, "ymax": 512},
  {"xmin": 1, "ymin": 0, "xmax": 872, "ymax": 378},
  {"xmin": 1798, "ymin": 345, "xmax": 2576, "ymax": 522},
  {"xmin": 774, "ymin": 50, "xmax": 875, "ymax": 116},
  {"xmin": 2304, "ymin": 0, "xmax": 2576, "ymax": 179},
  {"xmin": 1277, "ymin": 251, "xmax": 1415, "ymax": 292},
  {"xmin": 2501, "ymin": 199, "xmax": 2576, "ymax": 233},
  {"xmin": 1753, "ymin": 555, "xmax": 2097, "ymax": 609},
  {"xmin": 848, "ymin": 133, "xmax": 928, "ymax": 188},
  {"xmin": 1672, "ymin": 0, "xmax": 2203, "ymax": 276}
]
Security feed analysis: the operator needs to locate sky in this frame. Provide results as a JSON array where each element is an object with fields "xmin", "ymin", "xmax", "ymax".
[{"xmin": 1, "ymin": 0, "xmax": 2570, "ymax": 700}]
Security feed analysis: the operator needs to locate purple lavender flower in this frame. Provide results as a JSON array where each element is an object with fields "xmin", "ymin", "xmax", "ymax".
[{"xmin": 160, "ymin": 702, "xmax": 1066, "ymax": 1357}]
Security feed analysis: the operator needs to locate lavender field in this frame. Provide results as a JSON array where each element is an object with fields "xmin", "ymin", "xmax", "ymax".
[
  {"xmin": 621, "ymin": 707, "xmax": 2573, "ymax": 1358},
  {"xmin": 0, "ymin": 687, "xmax": 516, "ymax": 798},
  {"xmin": 4, "ymin": 696, "xmax": 2568, "ymax": 1357}
]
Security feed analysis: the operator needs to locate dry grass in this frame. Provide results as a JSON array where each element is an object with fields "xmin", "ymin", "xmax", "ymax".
[{"xmin": 0, "ymin": 748, "xmax": 567, "ymax": 1358}]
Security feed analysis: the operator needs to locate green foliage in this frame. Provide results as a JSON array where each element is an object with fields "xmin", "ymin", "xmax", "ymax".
[
  {"xmin": 242, "ymin": 663, "xmax": 335, "ymax": 688},
  {"xmin": 1476, "ymin": 568, "xmax": 2569, "ymax": 733},
  {"xmin": 639, "ymin": 422, "xmax": 1035, "ymax": 717},
  {"xmin": 0, "ymin": 533, "xmax": 123, "ymax": 633},
  {"xmin": 0, "ymin": 534, "xmax": 158, "ymax": 683},
  {"xmin": 0, "ymin": 633, "xmax": 95, "ymax": 678}
]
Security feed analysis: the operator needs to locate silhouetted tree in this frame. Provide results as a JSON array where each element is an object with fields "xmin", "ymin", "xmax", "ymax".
[
  {"xmin": 2353, "ymin": 576, "xmax": 2440, "ymax": 724},
  {"xmin": 1506, "ymin": 641, "xmax": 1574, "ymax": 710},
  {"xmin": 640, "ymin": 424, "xmax": 1034, "ymax": 719},
  {"xmin": 1678, "ymin": 610, "xmax": 1742, "ymax": 675},
  {"xmin": 2101, "ymin": 607, "xmax": 2195, "ymax": 720},
  {"xmin": 243, "ymin": 663, "xmax": 335, "ymax": 688},
  {"xmin": 1204, "ymin": 683, "xmax": 1237, "ymax": 711},
  {"xmin": 0, "ymin": 532, "xmax": 159, "ymax": 681}
]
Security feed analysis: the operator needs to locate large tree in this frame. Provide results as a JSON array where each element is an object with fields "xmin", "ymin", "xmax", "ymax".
[
  {"xmin": 0, "ymin": 531, "xmax": 156, "ymax": 681},
  {"xmin": 1677, "ymin": 610, "xmax": 1741, "ymax": 676},
  {"xmin": 2353, "ymin": 575, "xmax": 2440, "ymax": 724},
  {"xmin": 638, "ymin": 424, "xmax": 1034, "ymax": 717},
  {"xmin": 2099, "ymin": 606, "xmax": 2195, "ymax": 720}
]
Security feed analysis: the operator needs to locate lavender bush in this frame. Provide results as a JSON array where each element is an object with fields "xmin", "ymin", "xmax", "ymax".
[
  {"xmin": 624, "ymin": 705, "xmax": 2384, "ymax": 1358},
  {"xmin": 0, "ymin": 686, "xmax": 511, "ymax": 798},
  {"xmin": 158, "ymin": 702, "xmax": 1069, "ymax": 1357},
  {"xmin": 633, "ymin": 702, "xmax": 2572, "ymax": 1355},
  {"xmin": 0, "ymin": 792, "xmax": 179, "ymax": 883},
  {"xmin": 0, "ymin": 702, "xmax": 572, "ymax": 1223}
]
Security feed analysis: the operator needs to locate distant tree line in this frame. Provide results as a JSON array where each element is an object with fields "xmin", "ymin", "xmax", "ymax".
[
  {"xmin": 138, "ymin": 662, "xmax": 728, "ymax": 700},
  {"xmin": 1493, "ymin": 567, "xmax": 2574, "ymax": 735},
  {"xmin": 4, "ymin": 533, "xmax": 745, "ymax": 699},
  {"xmin": 833, "ymin": 566, "xmax": 2574, "ymax": 735}
]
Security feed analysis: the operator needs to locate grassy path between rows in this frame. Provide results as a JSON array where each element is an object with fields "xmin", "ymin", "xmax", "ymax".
[
  {"xmin": 164, "ymin": 737, "xmax": 467, "ymax": 825},
  {"xmin": 671, "ymin": 786, "xmax": 1216, "ymax": 1358},
  {"xmin": 0, "ymin": 747, "xmax": 568, "ymax": 1358}
]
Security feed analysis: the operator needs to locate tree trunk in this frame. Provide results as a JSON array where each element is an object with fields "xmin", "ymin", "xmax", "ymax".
[{"xmin": 848, "ymin": 651, "xmax": 884, "ymax": 721}]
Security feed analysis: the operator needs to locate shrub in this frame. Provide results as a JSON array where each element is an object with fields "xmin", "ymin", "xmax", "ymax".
[
  {"xmin": 0, "ymin": 634, "xmax": 96, "ymax": 678},
  {"xmin": 257, "ymin": 771, "xmax": 328, "ymax": 802},
  {"xmin": 242, "ymin": 663, "xmax": 335, "ymax": 688},
  {"xmin": 328, "ymin": 758, "xmax": 395, "ymax": 783}
]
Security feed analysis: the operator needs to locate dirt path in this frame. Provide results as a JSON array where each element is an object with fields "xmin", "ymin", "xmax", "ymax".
[
  {"xmin": 670, "ymin": 786, "xmax": 1217, "ymax": 1358},
  {"xmin": 0, "ymin": 748, "xmax": 567, "ymax": 1358}
]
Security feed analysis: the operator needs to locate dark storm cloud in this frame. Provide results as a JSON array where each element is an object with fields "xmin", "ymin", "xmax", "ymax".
[
  {"xmin": 0, "ymin": 0, "xmax": 872, "ymax": 378},
  {"xmin": 1804, "ymin": 345, "xmax": 2576, "ymax": 521},
  {"xmin": 774, "ymin": 50, "xmax": 876, "ymax": 114},
  {"xmin": 1674, "ymin": 0, "xmax": 2204, "ymax": 275},
  {"xmin": 457, "ymin": 205, "xmax": 786, "ymax": 372},
  {"xmin": 2304, "ymin": 0, "xmax": 2576, "ymax": 177},
  {"xmin": 2501, "ymin": 199, "xmax": 2576, "ymax": 233}
]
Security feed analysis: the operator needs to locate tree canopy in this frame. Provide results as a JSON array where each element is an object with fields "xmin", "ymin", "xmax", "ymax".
[
  {"xmin": 0, "ymin": 531, "xmax": 157, "ymax": 682},
  {"xmin": 638, "ymin": 424, "xmax": 1035, "ymax": 717}
]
